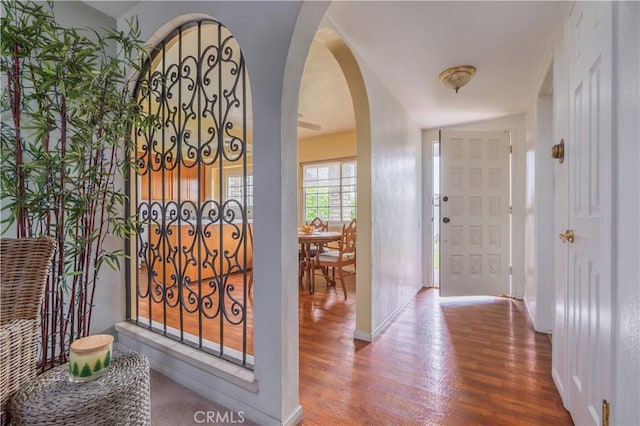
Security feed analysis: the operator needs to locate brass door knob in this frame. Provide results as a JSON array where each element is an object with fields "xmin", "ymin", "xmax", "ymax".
[
  {"xmin": 551, "ymin": 139, "xmax": 565, "ymax": 164},
  {"xmin": 559, "ymin": 229, "xmax": 575, "ymax": 243}
]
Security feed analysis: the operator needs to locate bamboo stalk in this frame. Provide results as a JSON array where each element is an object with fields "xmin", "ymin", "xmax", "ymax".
[
  {"xmin": 85, "ymin": 73, "xmax": 112, "ymax": 335},
  {"xmin": 11, "ymin": 43, "xmax": 27, "ymax": 238},
  {"xmin": 2, "ymin": 1, "xmax": 147, "ymax": 369}
]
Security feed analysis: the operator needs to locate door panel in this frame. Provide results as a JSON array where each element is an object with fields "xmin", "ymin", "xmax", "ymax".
[
  {"xmin": 565, "ymin": 2, "xmax": 612, "ymax": 424},
  {"xmin": 439, "ymin": 130, "xmax": 510, "ymax": 297}
]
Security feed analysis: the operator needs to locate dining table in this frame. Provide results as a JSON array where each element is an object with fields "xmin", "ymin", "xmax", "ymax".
[{"xmin": 298, "ymin": 230, "xmax": 341, "ymax": 293}]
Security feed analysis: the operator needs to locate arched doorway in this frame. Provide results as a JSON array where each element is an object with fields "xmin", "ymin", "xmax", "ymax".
[{"xmin": 312, "ymin": 27, "xmax": 372, "ymax": 339}]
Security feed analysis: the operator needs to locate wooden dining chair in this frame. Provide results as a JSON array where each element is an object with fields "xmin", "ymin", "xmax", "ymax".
[
  {"xmin": 312, "ymin": 219, "xmax": 356, "ymax": 299},
  {"xmin": 298, "ymin": 217, "xmax": 329, "ymax": 288},
  {"xmin": 247, "ymin": 224, "xmax": 254, "ymax": 295},
  {"xmin": 307, "ymin": 217, "xmax": 328, "ymax": 232},
  {"xmin": 306, "ymin": 216, "xmax": 329, "ymax": 256}
]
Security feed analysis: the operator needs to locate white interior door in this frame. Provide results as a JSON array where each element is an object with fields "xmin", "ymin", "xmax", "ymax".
[
  {"xmin": 439, "ymin": 130, "xmax": 511, "ymax": 297},
  {"xmin": 565, "ymin": 2, "xmax": 612, "ymax": 425}
]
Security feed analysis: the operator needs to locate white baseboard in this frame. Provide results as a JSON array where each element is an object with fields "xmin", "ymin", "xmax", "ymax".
[
  {"xmin": 353, "ymin": 287, "xmax": 420, "ymax": 343},
  {"xmin": 282, "ymin": 405, "xmax": 304, "ymax": 426},
  {"xmin": 370, "ymin": 294, "xmax": 415, "ymax": 340},
  {"xmin": 551, "ymin": 367, "xmax": 568, "ymax": 409},
  {"xmin": 353, "ymin": 329, "xmax": 372, "ymax": 342}
]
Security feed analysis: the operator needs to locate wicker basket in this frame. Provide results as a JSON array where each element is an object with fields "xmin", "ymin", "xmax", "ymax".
[
  {"xmin": 0, "ymin": 238, "xmax": 56, "ymax": 425},
  {"xmin": 9, "ymin": 352, "xmax": 151, "ymax": 426}
]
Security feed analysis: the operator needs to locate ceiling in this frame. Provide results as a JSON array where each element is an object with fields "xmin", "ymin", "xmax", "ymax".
[
  {"xmin": 82, "ymin": 1, "xmax": 566, "ymax": 137},
  {"xmin": 311, "ymin": 0, "xmax": 566, "ymax": 134}
]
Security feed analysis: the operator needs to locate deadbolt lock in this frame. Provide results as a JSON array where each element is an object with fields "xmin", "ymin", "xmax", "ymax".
[
  {"xmin": 551, "ymin": 139, "xmax": 565, "ymax": 164},
  {"xmin": 559, "ymin": 229, "xmax": 574, "ymax": 244}
]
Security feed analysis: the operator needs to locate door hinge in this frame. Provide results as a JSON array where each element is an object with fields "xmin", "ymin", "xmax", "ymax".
[
  {"xmin": 509, "ymin": 145, "xmax": 513, "ymax": 154},
  {"xmin": 509, "ymin": 266, "xmax": 512, "ymax": 275},
  {"xmin": 602, "ymin": 400, "xmax": 610, "ymax": 426},
  {"xmin": 509, "ymin": 206, "xmax": 513, "ymax": 214}
]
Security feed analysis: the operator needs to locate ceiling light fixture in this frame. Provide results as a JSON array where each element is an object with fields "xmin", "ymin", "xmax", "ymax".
[{"xmin": 439, "ymin": 65, "xmax": 477, "ymax": 93}]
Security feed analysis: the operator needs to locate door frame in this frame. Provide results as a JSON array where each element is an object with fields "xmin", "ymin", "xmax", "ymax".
[
  {"xmin": 424, "ymin": 119, "xmax": 527, "ymax": 299},
  {"xmin": 438, "ymin": 129, "xmax": 513, "ymax": 297}
]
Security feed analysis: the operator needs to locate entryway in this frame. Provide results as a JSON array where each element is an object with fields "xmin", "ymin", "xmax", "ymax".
[{"xmin": 434, "ymin": 130, "xmax": 512, "ymax": 297}]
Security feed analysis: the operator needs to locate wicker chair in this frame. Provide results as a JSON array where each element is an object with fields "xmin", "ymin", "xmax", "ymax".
[{"xmin": 0, "ymin": 237, "xmax": 56, "ymax": 425}]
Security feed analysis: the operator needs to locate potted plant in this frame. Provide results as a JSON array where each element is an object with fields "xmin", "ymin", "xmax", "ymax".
[{"xmin": 0, "ymin": 1, "xmax": 152, "ymax": 370}]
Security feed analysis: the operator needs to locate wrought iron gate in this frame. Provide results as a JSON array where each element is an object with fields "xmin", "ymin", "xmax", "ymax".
[{"xmin": 130, "ymin": 20, "xmax": 252, "ymax": 367}]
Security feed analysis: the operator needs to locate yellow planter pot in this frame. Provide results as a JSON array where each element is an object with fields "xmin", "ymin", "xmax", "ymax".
[{"xmin": 68, "ymin": 334, "xmax": 114, "ymax": 383}]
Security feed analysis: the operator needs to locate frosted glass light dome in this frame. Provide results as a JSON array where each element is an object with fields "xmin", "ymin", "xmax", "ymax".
[{"xmin": 439, "ymin": 65, "xmax": 477, "ymax": 93}]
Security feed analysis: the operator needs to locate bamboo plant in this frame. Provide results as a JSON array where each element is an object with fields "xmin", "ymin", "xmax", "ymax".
[{"xmin": 0, "ymin": 1, "xmax": 152, "ymax": 370}]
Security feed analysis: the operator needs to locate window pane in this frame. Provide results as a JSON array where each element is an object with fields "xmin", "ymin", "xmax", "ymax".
[
  {"xmin": 226, "ymin": 173, "xmax": 253, "ymax": 207},
  {"xmin": 301, "ymin": 159, "xmax": 357, "ymax": 223},
  {"xmin": 342, "ymin": 162, "xmax": 356, "ymax": 177}
]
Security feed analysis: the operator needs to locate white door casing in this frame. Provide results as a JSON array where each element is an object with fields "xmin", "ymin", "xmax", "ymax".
[
  {"xmin": 552, "ymin": 32, "xmax": 569, "ymax": 404},
  {"xmin": 439, "ymin": 130, "xmax": 511, "ymax": 297},
  {"xmin": 565, "ymin": 2, "xmax": 612, "ymax": 425}
]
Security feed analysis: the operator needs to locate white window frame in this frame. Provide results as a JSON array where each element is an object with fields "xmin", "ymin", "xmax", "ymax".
[
  {"xmin": 225, "ymin": 171, "xmax": 253, "ymax": 219},
  {"xmin": 300, "ymin": 158, "xmax": 356, "ymax": 226}
]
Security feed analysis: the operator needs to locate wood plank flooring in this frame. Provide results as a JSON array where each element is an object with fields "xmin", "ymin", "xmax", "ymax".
[
  {"xmin": 139, "ymin": 268, "xmax": 572, "ymax": 425},
  {"xmin": 137, "ymin": 267, "xmax": 254, "ymax": 356},
  {"xmin": 299, "ymin": 275, "xmax": 573, "ymax": 425}
]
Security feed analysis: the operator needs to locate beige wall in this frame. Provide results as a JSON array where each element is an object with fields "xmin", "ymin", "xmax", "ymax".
[{"xmin": 298, "ymin": 130, "xmax": 356, "ymax": 162}]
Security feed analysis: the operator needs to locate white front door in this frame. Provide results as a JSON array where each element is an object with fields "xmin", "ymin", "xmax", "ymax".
[
  {"xmin": 565, "ymin": 2, "xmax": 612, "ymax": 424},
  {"xmin": 439, "ymin": 130, "xmax": 511, "ymax": 297}
]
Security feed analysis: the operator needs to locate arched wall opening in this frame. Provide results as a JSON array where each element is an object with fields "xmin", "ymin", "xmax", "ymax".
[
  {"xmin": 308, "ymin": 27, "xmax": 373, "ymax": 337},
  {"xmin": 129, "ymin": 17, "xmax": 254, "ymax": 367},
  {"xmin": 119, "ymin": 2, "xmax": 331, "ymax": 423}
]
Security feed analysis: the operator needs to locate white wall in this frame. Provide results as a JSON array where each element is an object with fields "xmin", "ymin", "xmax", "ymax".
[
  {"xmin": 523, "ymin": 55, "xmax": 557, "ymax": 334},
  {"xmin": 49, "ymin": 2, "xmax": 126, "ymax": 337},
  {"xmin": 520, "ymin": 4, "xmax": 566, "ymax": 335},
  {"xmin": 116, "ymin": 2, "xmax": 327, "ymax": 424},
  {"xmin": 358, "ymin": 62, "xmax": 424, "ymax": 332},
  {"xmin": 321, "ymin": 14, "xmax": 424, "ymax": 339},
  {"xmin": 55, "ymin": 2, "xmax": 115, "ymax": 31},
  {"xmin": 423, "ymin": 114, "xmax": 527, "ymax": 299},
  {"xmin": 612, "ymin": 2, "xmax": 640, "ymax": 424}
]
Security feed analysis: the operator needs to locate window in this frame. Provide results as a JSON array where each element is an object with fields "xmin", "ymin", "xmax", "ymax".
[
  {"xmin": 226, "ymin": 172, "xmax": 253, "ymax": 219},
  {"xmin": 226, "ymin": 173, "xmax": 253, "ymax": 207},
  {"xmin": 302, "ymin": 159, "xmax": 356, "ymax": 223}
]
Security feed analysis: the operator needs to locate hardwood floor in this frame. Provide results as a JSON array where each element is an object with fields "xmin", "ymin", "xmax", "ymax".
[
  {"xmin": 138, "ymin": 268, "xmax": 572, "ymax": 425},
  {"xmin": 137, "ymin": 267, "xmax": 254, "ymax": 357},
  {"xmin": 299, "ymin": 275, "xmax": 573, "ymax": 425}
]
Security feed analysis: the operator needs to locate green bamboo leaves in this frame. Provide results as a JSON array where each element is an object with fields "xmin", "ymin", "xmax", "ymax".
[{"xmin": 1, "ymin": 1, "xmax": 153, "ymax": 371}]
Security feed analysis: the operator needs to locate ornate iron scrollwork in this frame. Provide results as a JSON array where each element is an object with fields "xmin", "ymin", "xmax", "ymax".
[{"xmin": 132, "ymin": 20, "xmax": 252, "ymax": 368}]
